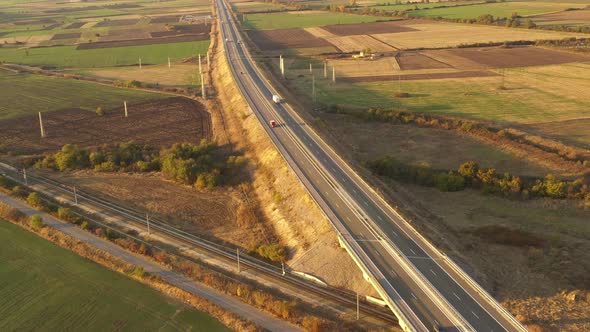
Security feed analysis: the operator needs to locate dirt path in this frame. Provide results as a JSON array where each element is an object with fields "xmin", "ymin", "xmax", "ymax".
[{"xmin": 0, "ymin": 192, "xmax": 303, "ymax": 332}]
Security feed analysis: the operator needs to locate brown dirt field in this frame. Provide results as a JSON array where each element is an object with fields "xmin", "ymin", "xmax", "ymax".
[
  {"xmin": 247, "ymin": 28, "xmax": 333, "ymax": 51},
  {"xmin": 445, "ymin": 46, "xmax": 590, "ymax": 69},
  {"xmin": 77, "ymin": 34, "xmax": 208, "ymax": 50},
  {"xmin": 534, "ymin": 8, "xmax": 590, "ymax": 23},
  {"xmin": 94, "ymin": 19, "xmax": 140, "ymax": 28},
  {"xmin": 12, "ymin": 18, "xmax": 56, "ymax": 26},
  {"xmin": 0, "ymin": 97, "xmax": 211, "ymax": 155},
  {"xmin": 50, "ymin": 32, "xmax": 81, "ymax": 40},
  {"xmin": 397, "ymin": 52, "xmax": 450, "ymax": 70},
  {"xmin": 149, "ymin": 15, "xmax": 182, "ymax": 24},
  {"xmin": 151, "ymin": 23, "xmax": 211, "ymax": 37},
  {"xmin": 65, "ymin": 22, "xmax": 86, "ymax": 29},
  {"xmin": 322, "ymin": 20, "xmax": 418, "ymax": 36},
  {"xmin": 340, "ymin": 70, "xmax": 497, "ymax": 82},
  {"xmin": 528, "ymin": 118, "xmax": 590, "ymax": 151},
  {"xmin": 52, "ymin": 171, "xmax": 272, "ymax": 249},
  {"xmin": 98, "ymin": 28, "xmax": 152, "ymax": 42}
]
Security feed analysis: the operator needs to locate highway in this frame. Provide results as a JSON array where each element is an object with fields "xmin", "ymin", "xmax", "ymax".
[{"xmin": 216, "ymin": 1, "xmax": 528, "ymax": 331}]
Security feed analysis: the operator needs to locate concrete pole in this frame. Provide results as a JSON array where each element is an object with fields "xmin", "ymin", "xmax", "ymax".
[
  {"xmin": 124, "ymin": 101, "xmax": 128, "ymax": 117},
  {"xmin": 168, "ymin": 56, "xmax": 171, "ymax": 69},
  {"xmin": 279, "ymin": 55, "xmax": 284, "ymax": 77},
  {"xmin": 356, "ymin": 293, "xmax": 360, "ymax": 320},
  {"xmin": 312, "ymin": 75, "xmax": 316, "ymax": 102},
  {"xmin": 38, "ymin": 112, "xmax": 45, "ymax": 138},
  {"xmin": 146, "ymin": 213, "xmax": 150, "ymax": 235},
  {"xmin": 198, "ymin": 53, "xmax": 202, "ymax": 73},
  {"xmin": 207, "ymin": 51, "xmax": 210, "ymax": 67},
  {"xmin": 309, "ymin": 63, "xmax": 312, "ymax": 73},
  {"xmin": 324, "ymin": 61, "xmax": 327, "ymax": 79},
  {"xmin": 201, "ymin": 73, "xmax": 206, "ymax": 99},
  {"xmin": 73, "ymin": 186, "xmax": 78, "ymax": 205},
  {"xmin": 332, "ymin": 66, "xmax": 336, "ymax": 83},
  {"xmin": 139, "ymin": 57, "xmax": 142, "ymax": 70},
  {"xmin": 23, "ymin": 168, "xmax": 27, "ymax": 185},
  {"xmin": 282, "ymin": 262, "xmax": 285, "ymax": 276}
]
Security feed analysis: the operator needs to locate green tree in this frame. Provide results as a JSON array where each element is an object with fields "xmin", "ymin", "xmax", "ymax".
[
  {"xmin": 30, "ymin": 215, "xmax": 44, "ymax": 231},
  {"xmin": 27, "ymin": 192, "xmax": 43, "ymax": 208}
]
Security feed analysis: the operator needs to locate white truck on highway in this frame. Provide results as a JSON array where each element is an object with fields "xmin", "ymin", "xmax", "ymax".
[{"xmin": 272, "ymin": 94, "xmax": 281, "ymax": 104}]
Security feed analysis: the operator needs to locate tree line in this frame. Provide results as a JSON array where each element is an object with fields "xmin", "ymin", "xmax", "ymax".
[
  {"xmin": 369, "ymin": 157, "xmax": 590, "ymax": 204},
  {"xmin": 36, "ymin": 141, "xmax": 246, "ymax": 189}
]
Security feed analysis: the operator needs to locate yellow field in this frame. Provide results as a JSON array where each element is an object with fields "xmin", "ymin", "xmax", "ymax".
[
  {"xmin": 372, "ymin": 23, "xmax": 586, "ymax": 49},
  {"xmin": 323, "ymin": 57, "xmax": 458, "ymax": 77},
  {"xmin": 328, "ymin": 35, "xmax": 395, "ymax": 53},
  {"xmin": 87, "ymin": 63, "xmax": 203, "ymax": 86}
]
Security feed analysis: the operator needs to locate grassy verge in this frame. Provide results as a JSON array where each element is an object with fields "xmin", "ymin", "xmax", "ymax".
[{"xmin": 0, "ymin": 217, "xmax": 230, "ymax": 332}]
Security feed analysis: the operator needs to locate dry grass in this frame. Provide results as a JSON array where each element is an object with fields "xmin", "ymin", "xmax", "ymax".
[
  {"xmin": 372, "ymin": 22, "xmax": 587, "ymax": 49},
  {"xmin": 327, "ymin": 35, "xmax": 395, "ymax": 53}
]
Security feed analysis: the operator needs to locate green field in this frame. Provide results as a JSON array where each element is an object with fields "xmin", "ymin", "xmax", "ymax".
[
  {"xmin": 409, "ymin": 1, "xmax": 586, "ymax": 19},
  {"xmin": 0, "ymin": 69, "xmax": 165, "ymax": 120},
  {"xmin": 0, "ymin": 219, "xmax": 230, "ymax": 332},
  {"xmin": 242, "ymin": 11, "xmax": 386, "ymax": 30},
  {"xmin": 0, "ymin": 40, "xmax": 210, "ymax": 68},
  {"xmin": 294, "ymin": 63, "xmax": 590, "ymax": 125},
  {"xmin": 357, "ymin": 1, "xmax": 486, "ymax": 14}
]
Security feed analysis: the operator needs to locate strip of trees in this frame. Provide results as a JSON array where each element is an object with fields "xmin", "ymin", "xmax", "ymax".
[
  {"xmin": 369, "ymin": 157, "xmax": 590, "ymax": 204},
  {"xmin": 36, "ymin": 141, "xmax": 246, "ymax": 189}
]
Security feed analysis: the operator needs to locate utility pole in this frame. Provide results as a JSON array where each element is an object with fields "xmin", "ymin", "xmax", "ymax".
[
  {"xmin": 22, "ymin": 168, "xmax": 27, "ymax": 185},
  {"xmin": 124, "ymin": 101, "xmax": 128, "ymax": 117},
  {"xmin": 323, "ymin": 61, "xmax": 327, "ymax": 79},
  {"xmin": 356, "ymin": 292, "xmax": 360, "ymax": 320},
  {"xmin": 309, "ymin": 63, "xmax": 312, "ymax": 73},
  {"xmin": 38, "ymin": 112, "xmax": 45, "ymax": 138},
  {"xmin": 73, "ymin": 186, "xmax": 78, "ymax": 205},
  {"xmin": 146, "ymin": 213, "xmax": 150, "ymax": 235},
  {"xmin": 332, "ymin": 66, "xmax": 336, "ymax": 83},
  {"xmin": 312, "ymin": 75, "xmax": 316, "ymax": 102},
  {"xmin": 237, "ymin": 248, "xmax": 240, "ymax": 273},
  {"xmin": 279, "ymin": 55, "xmax": 284, "ymax": 77},
  {"xmin": 207, "ymin": 51, "xmax": 210, "ymax": 67},
  {"xmin": 168, "ymin": 56, "xmax": 171, "ymax": 69},
  {"xmin": 282, "ymin": 262, "xmax": 285, "ymax": 276},
  {"xmin": 139, "ymin": 57, "xmax": 142, "ymax": 70},
  {"xmin": 198, "ymin": 53, "xmax": 202, "ymax": 73},
  {"xmin": 201, "ymin": 73, "xmax": 206, "ymax": 99}
]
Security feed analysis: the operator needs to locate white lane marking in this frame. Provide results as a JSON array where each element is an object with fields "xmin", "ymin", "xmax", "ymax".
[
  {"xmin": 391, "ymin": 270, "xmax": 397, "ymax": 277},
  {"xmin": 363, "ymin": 201, "xmax": 369, "ymax": 206},
  {"xmin": 434, "ymin": 320, "xmax": 440, "ymax": 327},
  {"xmin": 410, "ymin": 249, "xmax": 416, "ymax": 255},
  {"xmin": 342, "ymin": 178, "xmax": 346, "ymax": 183},
  {"xmin": 352, "ymin": 189, "xmax": 357, "ymax": 194},
  {"xmin": 430, "ymin": 269, "xmax": 437, "ymax": 277},
  {"xmin": 472, "ymin": 311, "xmax": 480, "ymax": 320},
  {"xmin": 411, "ymin": 293, "xmax": 417, "ymax": 300},
  {"xmin": 453, "ymin": 292, "xmax": 461, "ymax": 301},
  {"xmin": 374, "ymin": 249, "xmax": 381, "ymax": 256},
  {"xmin": 377, "ymin": 215, "xmax": 383, "ymax": 221}
]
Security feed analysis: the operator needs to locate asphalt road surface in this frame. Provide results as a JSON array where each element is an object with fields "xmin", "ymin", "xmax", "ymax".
[{"xmin": 216, "ymin": 1, "xmax": 527, "ymax": 331}]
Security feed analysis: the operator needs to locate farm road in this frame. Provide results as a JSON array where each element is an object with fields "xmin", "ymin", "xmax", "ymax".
[{"xmin": 0, "ymin": 193, "xmax": 302, "ymax": 332}]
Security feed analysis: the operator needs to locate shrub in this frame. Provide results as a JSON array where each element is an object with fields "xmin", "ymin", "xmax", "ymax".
[
  {"xmin": 27, "ymin": 192, "xmax": 43, "ymax": 208},
  {"xmin": 30, "ymin": 215, "xmax": 44, "ymax": 230},
  {"xmin": 57, "ymin": 207, "xmax": 76, "ymax": 223},
  {"xmin": 95, "ymin": 107, "xmax": 104, "ymax": 116},
  {"xmin": 52, "ymin": 144, "xmax": 90, "ymax": 171},
  {"xmin": 80, "ymin": 221, "xmax": 89, "ymax": 230},
  {"xmin": 256, "ymin": 243, "xmax": 287, "ymax": 262},
  {"xmin": 0, "ymin": 202, "xmax": 27, "ymax": 223},
  {"xmin": 435, "ymin": 172, "xmax": 466, "ymax": 192},
  {"xmin": 130, "ymin": 265, "xmax": 145, "ymax": 278}
]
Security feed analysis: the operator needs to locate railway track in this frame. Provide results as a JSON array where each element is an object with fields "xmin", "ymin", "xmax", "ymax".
[{"xmin": 1, "ymin": 165, "xmax": 397, "ymax": 325}]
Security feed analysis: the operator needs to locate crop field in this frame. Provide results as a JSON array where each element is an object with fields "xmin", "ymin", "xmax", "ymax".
[
  {"xmin": 241, "ymin": 11, "xmax": 387, "ymax": 30},
  {"xmin": 292, "ymin": 62, "xmax": 590, "ymax": 127},
  {"xmin": 0, "ymin": 96, "xmax": 211, "ymax": 155},
  {"xmin": 86, "ymin": 63, "xmax": 204, "ymax": 87},
  {"xmin": 0, "ymin": 69, "xmax": 164, "ymax": 121},
  {"xmin": 0, "ymin": 219, "xmax": 229, "ymax": 332},
  {"xmin": 371, "ymin": 22, "xmax": 585, "ymax": 49},
  {"xmin": 352, "ymin": 0, "xmax": 487, "ymax": 14},
  {"xmin": 321, "ymin": 20, "xmax": 418, "ymax": 35},
  {"xmin": 408, "ymin": 1, "xmax": 587, "ymax": 19},
  {"xmin": 532, "ymin": 9, "xmax": 590, "ymax": 27},
  {"xmin": 232, "ymin": 1, "xmax": 285, "ymax": 13},
  {"xmin": 0, "ymin": 40, "xmax": 210, "ymax": 68},
  {"xmin": 247, "ymin": 28, "xmax": 335, "ymax": 51}
]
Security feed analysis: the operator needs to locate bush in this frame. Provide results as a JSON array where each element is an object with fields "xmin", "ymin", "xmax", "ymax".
[
  {"xmin": 96, "ymin": 107, "xmax": 104, "ymax": 116},
  {"xmin": 130, "ymin": 265, "xmax": 145, "ymax": 278},
  {"xmin": 27, "ymin": 192, "xmax": 43, "ymax": 208},
  {"xmin": 0, "ymin": 202, "xmax": 27, "ymax": 223},
  {"xmin": 256, "ymin": 243, "xmax": 287, "ymax": 262},
  {"xmin": 435, "ymin": 172, "xmax": 466, "ymax": 192},
  {"xmin": 80, "ymin": 220, "xmax": 90, "ymax": 230},
  {"xmin": 57, "ymin": 207, "xmax": 76, "ymax": 223},
  {"xmin": 30, "ymin": 214, "xmax": 44, "ymax": 230}
]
